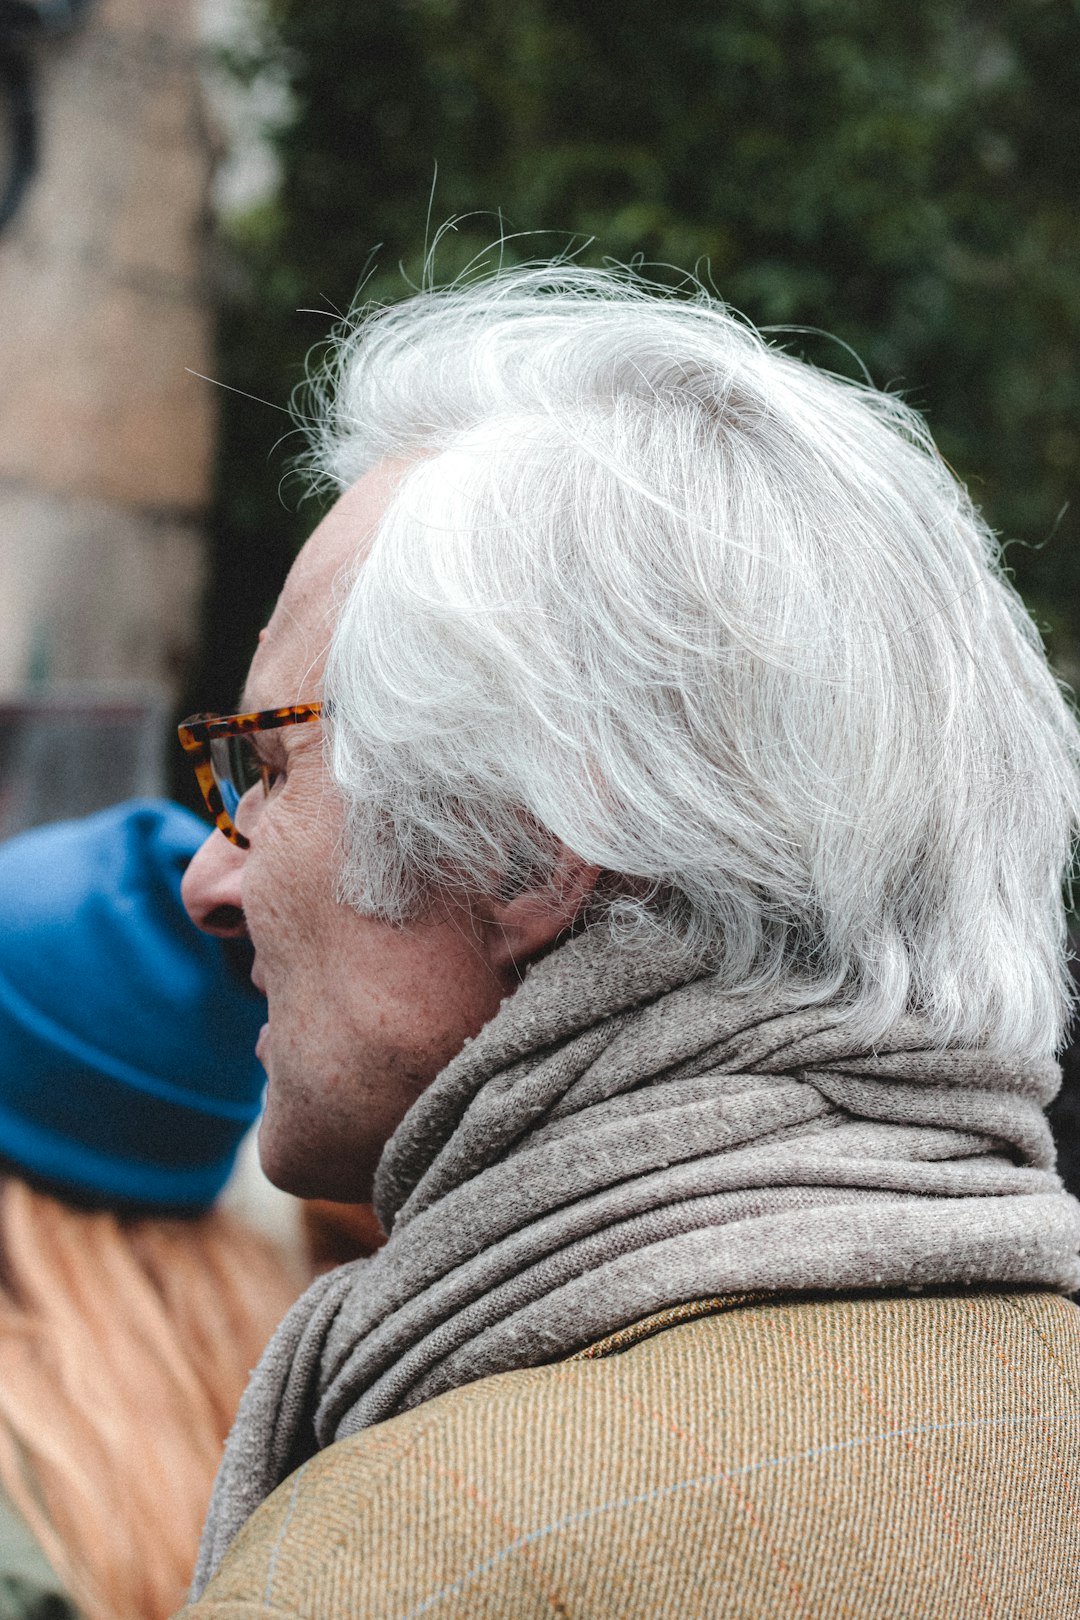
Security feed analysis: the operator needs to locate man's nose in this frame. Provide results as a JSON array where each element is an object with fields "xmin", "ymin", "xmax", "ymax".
[{"xmin": 181, "ymin": 829, "xmax": 248, "ymax": 938}]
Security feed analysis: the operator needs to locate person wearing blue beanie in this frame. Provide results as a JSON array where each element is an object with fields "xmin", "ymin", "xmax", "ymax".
[
  {"xmin": 0, "ymin": 798, "xmax": 268, "ymax": 1210},
  {"xmin": 0, "ymin": 801, "xmax": 299, "ymax": 1620}
]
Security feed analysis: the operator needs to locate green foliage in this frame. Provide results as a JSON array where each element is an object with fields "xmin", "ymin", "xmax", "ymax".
[{"xmin": 189, "ymin": 0, "xmax": 1080, "ymax": 720}]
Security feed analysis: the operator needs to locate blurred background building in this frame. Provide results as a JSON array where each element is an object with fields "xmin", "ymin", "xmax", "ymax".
[{"xmin": 0, "ymin": 0, "xmax": 213, "ymax": 833}]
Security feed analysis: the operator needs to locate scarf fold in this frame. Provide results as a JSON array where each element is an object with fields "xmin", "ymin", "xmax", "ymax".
[{"xmin": 193, "ymin": 930, "xmax": 1080, "ymax": 1594}]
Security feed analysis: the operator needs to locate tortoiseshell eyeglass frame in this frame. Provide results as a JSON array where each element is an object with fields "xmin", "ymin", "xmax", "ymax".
[{"xmin": 177, "ymin": 703, "xmax": 324, "ymax": 849}]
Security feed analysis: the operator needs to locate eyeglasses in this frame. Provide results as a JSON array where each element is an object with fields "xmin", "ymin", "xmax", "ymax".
[{"xmin": 177, "ymin": 704, "xmax": 323, "ymax": 849}]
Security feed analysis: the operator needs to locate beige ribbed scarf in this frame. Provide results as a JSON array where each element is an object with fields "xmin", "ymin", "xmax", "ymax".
[{"xmin": 194, "ymin": 929, "xmax": 1080, "ymax": 1593}]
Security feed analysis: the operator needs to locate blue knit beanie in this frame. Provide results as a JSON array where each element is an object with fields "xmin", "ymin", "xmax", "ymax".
[{"xmin": 0, "ymin": 799, "xmax": 267, "ymax": 1210}]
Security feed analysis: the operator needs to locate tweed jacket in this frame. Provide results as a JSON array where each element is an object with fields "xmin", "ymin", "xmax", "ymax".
[{"xmin": 178, "ymin": 1287, "xmax": 1080, "ymax": 1619}]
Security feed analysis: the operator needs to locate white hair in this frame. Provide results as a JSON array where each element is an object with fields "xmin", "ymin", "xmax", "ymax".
[{"xmin": 309, "ymin": 265, "xmax": 1080, "ymax": 1059}]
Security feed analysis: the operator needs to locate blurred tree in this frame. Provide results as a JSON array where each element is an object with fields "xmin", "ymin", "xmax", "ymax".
[{"xmin": 184, "ymin": 0, "xmax": 1080, "ymax": 729}]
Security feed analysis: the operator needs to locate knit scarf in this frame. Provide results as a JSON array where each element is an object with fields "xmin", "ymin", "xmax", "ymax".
[{"xmin": 193, "ymin": 929, "xmax": 1080, "ymax": 1592}]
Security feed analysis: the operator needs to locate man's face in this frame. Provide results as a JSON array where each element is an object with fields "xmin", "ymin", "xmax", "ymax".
[{"xmin": 181, "ymin": 464, "xmax": 512, "ymax": 1201}]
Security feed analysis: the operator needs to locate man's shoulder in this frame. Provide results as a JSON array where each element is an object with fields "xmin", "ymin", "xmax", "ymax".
[{"xmin": 180, "ymin": 1289, "xmax": 1080, "ymax": 1620}]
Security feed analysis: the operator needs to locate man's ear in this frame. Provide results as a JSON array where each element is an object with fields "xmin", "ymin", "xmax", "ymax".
[{"xmin": 481, "ymin": 850, "xmax": 602, "ymax": 973}]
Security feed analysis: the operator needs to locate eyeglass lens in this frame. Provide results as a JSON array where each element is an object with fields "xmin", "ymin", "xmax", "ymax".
[{"xmin": 209, "ymin": 733, "xmax": 265, "ymax": 818}]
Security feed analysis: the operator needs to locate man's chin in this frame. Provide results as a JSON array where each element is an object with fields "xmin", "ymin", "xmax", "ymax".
[{"xmin": 255, "ymin": 1113, "xmax": 375, "ymax": 1203}]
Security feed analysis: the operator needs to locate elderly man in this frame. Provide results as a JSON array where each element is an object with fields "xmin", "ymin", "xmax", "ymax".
[{"xmin": 178, "ymin": 268, "xmax": 1080, "ymax": 1619}]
